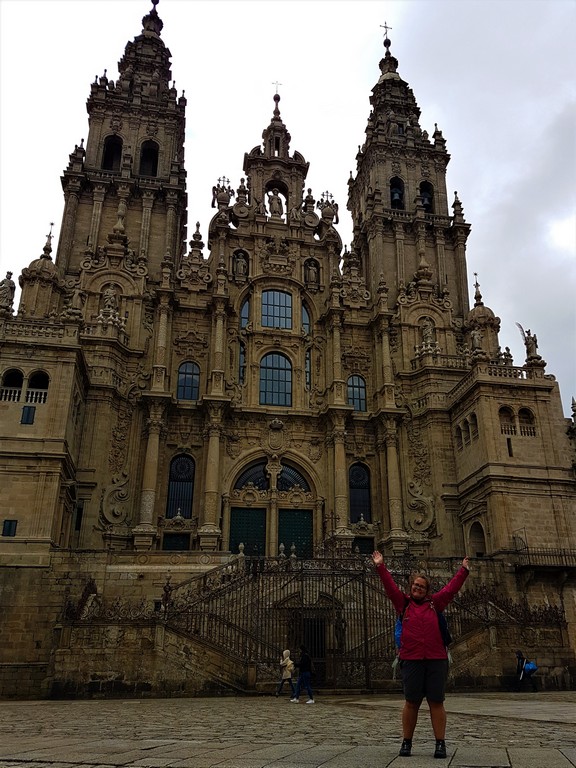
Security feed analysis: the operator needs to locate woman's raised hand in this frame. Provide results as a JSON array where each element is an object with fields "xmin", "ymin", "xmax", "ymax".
[{"xmin": 372, "ymin": 551, "xmax": 383, "ymax": 566}]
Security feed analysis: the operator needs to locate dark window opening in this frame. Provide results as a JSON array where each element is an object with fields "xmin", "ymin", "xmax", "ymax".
[
  {"xmin": 277, "ymin": 464, "xmax": 310, "ymax": 492},
  {"xmin": 259, "ymin": 353, "xmax": 292, "ymax": 406},
  {"xmin": 419, "ymin": 181, "xmax": 434, "ymax": 213},
  {"xmin": 165, "ymin": 455, "xmax": 195, "ymax": 518},
  {"xmin": 2, "ymin": 520, "xmax": 17, "ymax": 537},
  {"xmin": 262, "ymin": 290, "xmax": 292, "ymax": 329},
  {"xmin": 347, "ymin": 375, "xmax": 367, "ymax": 412},
  {"xmin": 177, "ymin": 362, "xmax": 200, "ymax": 401},
  {"xmin": 349, "ymin": 463, "xmax": 371, "ymax": 523},
  {"xmin": 390, "ymin": 176, "xmax": 405, "ymax": 210},
  {"xmin": 139, "ymin": 140, "xmax": 159, "ymax": 177},
  {"xmin": 507, "ymin": 437, "xmax": 513, "ymax": 457},
  {"xmin": 240, "ymin": 298, "xmax": 250, "ymax": 329},
  {"xmin": 74, "ymin": 502, "xmax": 84, "ymax": 532},
  {"xmin": 235, "ymin": 462, "xmax": 269, "ymax": 491},
  {"xmin": 21, "ymin": 405, "xmax": 36, "ymax": 424},
  {"xmin": 102, "ymin": 136, "xmax": 123, "ymax": 172}
]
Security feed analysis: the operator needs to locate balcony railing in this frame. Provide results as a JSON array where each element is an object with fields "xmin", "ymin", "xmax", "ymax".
[{"xmin": 515, "ymin": 548, "xmax": 576, "ymax": 568}]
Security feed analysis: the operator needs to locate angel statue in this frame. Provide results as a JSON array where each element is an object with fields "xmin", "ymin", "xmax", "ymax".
[{"xmin": 516, "ymin": 322, "xmax": 538, "ymax": 358}]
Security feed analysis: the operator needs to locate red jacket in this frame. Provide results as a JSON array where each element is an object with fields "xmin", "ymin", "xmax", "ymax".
[{"xmin": 376, "ymin": 562, "xmax": 469, "ymax": 660}]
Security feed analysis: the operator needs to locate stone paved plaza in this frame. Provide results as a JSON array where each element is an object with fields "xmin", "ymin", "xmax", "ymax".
[{"xmin": 0, "ymin": 692, "xmax": 575, "ymax": 767}]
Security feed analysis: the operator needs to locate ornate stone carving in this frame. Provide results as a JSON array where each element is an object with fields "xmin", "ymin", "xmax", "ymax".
[{"xmin": 98, "ymin": 471, "xmax": 131, "ymax": 527}]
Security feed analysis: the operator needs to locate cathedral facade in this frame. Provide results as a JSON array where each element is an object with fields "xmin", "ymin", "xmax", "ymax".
[{"xmin": 0, "ymin": 2, "xmax": 574, "ymax": 697}]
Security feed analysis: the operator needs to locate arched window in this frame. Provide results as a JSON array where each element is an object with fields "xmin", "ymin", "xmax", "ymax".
[
  {"xmin": 455, "ymin": 425, "xmax": 463, "ymax": 451},
  {"xmin": 139, "ymin": 140, "xmax": 159, "ymax": 177},
  {"xmin": 469, "ymin": 521, "xmax": 486, "ymax": 558},
  {"xmin": 261, "ymin": 290, "xmax": 292, "ymax": 329},
  {"xmin": 27, "ymin": 371, "xmax": 49, "ymax": 403},
  {"xmin": 165, "ymin": 454, "xmax": 195, "ymax": 518},
  {"xmin": 390, "ymin": 176, "xmax": 405, "ymax": 210},
  {"xmin": 419, "ymin": 181, "xmax": 434, "ymax": 213},
  {"xmin": 234, "ymin": 461, "xmax": 269, "ymax": 490},
  {"xmin": 518, "ymin": 408, "xmax": 536, "ymax": 437},
  {"xmin": 240, "ymin": 297, "xmax": 250, "ymax": 329},
  {"xmin": 259, "ymin": 353, "xmax": 292, "ymax": 406},
  {"xmin": 239, "ymin": 342, "xmax": 246, "ymax": 385},
  {"xmin": 1, "ymin": 369, "xmax": 23, "ymax": 402},
  {"xmin": 102, "ymin": 136, "xmax": 122, "ymax": 171},
  {"xmin": 278, "ymin": 463, "xmax": 310, "ymax": 491},
  {"xmin": 349, "ymin": 463, "xmax": 371, "ymax": 523},
  {"xmin": 177, "ymin": 362, "xmax": 200, "ymax": 401},
  {"xmin": 462, "ymin": 418, "xmax": 471, "ymax": 446},
  {"xmin": 347, "ymin": 375, "xmax": 367, "ymax": 412},
  {"xmin": 302, "ymin": 303, "xmax": 311, "ymax": 335},
  {"xmin": 498, "ymin": 406, "xmax": 516, "ymax": 435},
  {"xmin": 470, "ymin": 412, "xmax": 479, "ymax": 440}
]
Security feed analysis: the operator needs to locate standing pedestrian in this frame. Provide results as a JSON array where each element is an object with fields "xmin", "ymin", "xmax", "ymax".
[
  {"xmin": 290, "ymin": 644, "xmax": 315, "ymax": 704},
  {"xmin": 275, "ymin": 649, "xmax": 296, "ymax": 697},
  {"xmin": 372, "ymin": 551, "xmax": 470, "ymax": 759}
]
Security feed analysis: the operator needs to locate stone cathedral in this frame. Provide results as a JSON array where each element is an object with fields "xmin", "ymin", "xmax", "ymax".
[{"xmin": 0, "ymin": 2, "xmax": 574, "ymax": 698}]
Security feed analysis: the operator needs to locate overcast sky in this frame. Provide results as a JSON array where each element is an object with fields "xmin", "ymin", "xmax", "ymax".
[{"xmin": 1, "ymin": 0, "xmax": 574, "ymax": 415}]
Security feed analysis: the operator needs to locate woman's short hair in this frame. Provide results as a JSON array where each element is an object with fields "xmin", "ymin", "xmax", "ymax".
[{"xmin": 409, "ymin": 571, "xmax": 431, "ymax": 591}]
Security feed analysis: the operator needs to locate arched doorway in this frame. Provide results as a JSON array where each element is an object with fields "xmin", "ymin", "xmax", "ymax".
[{"xmin": 226, "ymin": 458, "xmax": 316, "ymax": 557}]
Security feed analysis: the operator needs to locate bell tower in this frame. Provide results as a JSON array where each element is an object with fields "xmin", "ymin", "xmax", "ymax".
[
  {"xmin": 56, "ymin": 0, "xmax": 187, "ymax": 280},
  {"xmin": 348, "ymin": 33, "xmax": 471, "ymax": 321}
]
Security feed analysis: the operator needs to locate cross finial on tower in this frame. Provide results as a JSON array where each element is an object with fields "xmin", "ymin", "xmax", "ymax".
[
  {"xmin": 380, "ymin": 21, "xmax": 392, "ymax": 40},
  {"xmin": 272, "ymin": 81, "xmax": 282, "ymax": 95}
]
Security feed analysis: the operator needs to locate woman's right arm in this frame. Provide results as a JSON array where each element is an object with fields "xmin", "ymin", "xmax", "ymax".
[{"xmin": 372, "ymin": 551, "xmax": 405, "ymax": 612}]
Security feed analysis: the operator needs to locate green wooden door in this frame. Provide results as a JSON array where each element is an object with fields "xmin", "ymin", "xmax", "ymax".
[
  {"xmin": 229, "ymin": 507, "xmax": 266, "ymax": 556},
  {"xmin": 278, "ymin": 509, "xmax": 313, "ymax": 558}
]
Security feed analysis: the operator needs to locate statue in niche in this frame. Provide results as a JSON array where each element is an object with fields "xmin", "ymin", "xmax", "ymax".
[
  {"xmin": 235, "ymin": 252, "xmax": 248, "ymax": 278},
  {"xmin": 470, "ymin": 328, "xmax": 483, "ymax": 350},
  {"xmin": 0, "ymin": 271, "xmax": 16, "ymax": 310},
  {"xmin": 421, "ymin": 317, "xmax": 434, "ymax": 344},
  {"xmin": 268, "ymin": 188, "xmax": 283, "ymax": 217},
  {"xmin": 103, "ymin": 286, "xmax": 118, "ymax": 310},
  {"xmin": 306, "ymin": 260, "xmax": 318, "ymax": 285}
]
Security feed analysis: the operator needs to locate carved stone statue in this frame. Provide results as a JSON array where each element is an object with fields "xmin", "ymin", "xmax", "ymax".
[
  {"xmin": 421, "ymin": 317, "xmax": 434, "ymax": 344},
  {"xmin": 267, "ymin": 188, "xmax": 283, "ymax": 217},
  {"xmin": 470, "ymin": 328, "xmax": 483, "ymax": 350},
  {"xmin": 306, "ymin": 260, "xmax": 318, "ymax": 284},
  {"xmin": 0, "ymin": 271, "xmax": 16, "ymax": 310},
  {"xmin": 525, "ymin": 329, "xmax": 538, "ymax": 357},
  {"xmin": 103, "ymin": 285, "xmax": 118, "ymax": 310},
  {"xmin": 235, "ymin": 252, "xmax": 247, "ymax": 278}
]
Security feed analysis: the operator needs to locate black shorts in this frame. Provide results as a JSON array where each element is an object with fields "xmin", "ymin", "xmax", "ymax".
[{"xmin": 400, "ymin": 659, "xmax": 449, "ymax": 703}]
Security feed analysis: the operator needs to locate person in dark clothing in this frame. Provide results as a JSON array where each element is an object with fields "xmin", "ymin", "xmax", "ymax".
[
  {"xmin": 373, "ymin": 550, "xmax": 470, "ymax": 759},
  {"xmin": 290, "ymin": 644, "xmax": 315, "ymax": 703},
  {"xmin": 515, "ymin": 650, "xmax": 537, "ymax": 692}
]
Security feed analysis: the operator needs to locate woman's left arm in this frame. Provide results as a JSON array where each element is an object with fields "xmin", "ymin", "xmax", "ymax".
[{"xmin": 432, "ymin": 557, "xmax": 470, "ymax": 610}]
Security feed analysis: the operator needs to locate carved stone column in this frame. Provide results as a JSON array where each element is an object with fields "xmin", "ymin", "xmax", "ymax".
[
  {"xmin": 133, "ymin": 399, "xmax": 166, "ymax": 550},
  {"xmin": 198, "ymin": 402, "xmax": 225, "ymax": 550},
  {"xmin": 57, "ymin": 185, "xmax": 80, "ymax": 274},
  {"xmin": 330, "ymin": 315, "xmax": 346, "ymax": 405},
  {"xmin": 152, "ymin": 296, "xmax": 170, "ymax": 392},
  {"xmin": 382, "ymin": 417, "xmax": 408, "ymax": 553},
  {"xmin": 394, "ymin": 221, "xmax": 406, "ymax": 287},
  {"xmin": 89, "ymin": 184, "xmax": 107, "ymax": 251},
  {"xmin": 139, "ymin": 190, "xmax": 155, "ymax": 258},
  {"xmin": 330, "ymin": 413, "xmax": 353, "ymax": 541},
  {"xmin": 380, "ymin": 320, "xmax": 395, "ymax": 407},
  {"xmin": 210, "ymin": 301, "xmax": 226, "ymax": 396}
]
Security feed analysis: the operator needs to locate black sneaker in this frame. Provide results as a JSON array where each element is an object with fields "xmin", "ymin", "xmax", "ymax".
[
  {"xmin": 434, "ymin": 739, "xmax": 447, "ymax": 759},
  {"xmin": 399, "ymin": 738, "xmax": 412, "ymax": 757}
]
